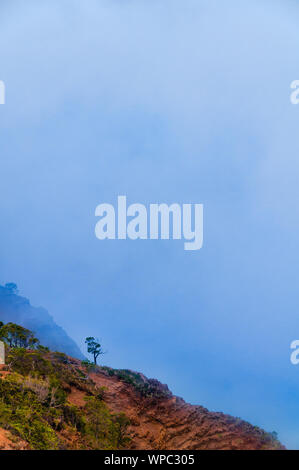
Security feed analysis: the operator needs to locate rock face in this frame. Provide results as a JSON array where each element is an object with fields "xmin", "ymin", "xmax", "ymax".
[
  {"xmin": 0, "ymin": 293, "xmax": 286, "ymax": 450},
  {"xmin": 72, "ymin": 364, "xmax": 285, "ymax": 450},
  {"xmin": 0, "ymin": 352, "xmax": 285, "ymax": 450},
  {"xmin": 0, "ymin": 285, "xmax": 84, "ymax": 359}
]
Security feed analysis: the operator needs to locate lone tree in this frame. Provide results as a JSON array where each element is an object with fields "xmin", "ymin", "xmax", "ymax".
[{"xmin": 85, "ymin": 337, "xmax": 105, "ymax": 365}]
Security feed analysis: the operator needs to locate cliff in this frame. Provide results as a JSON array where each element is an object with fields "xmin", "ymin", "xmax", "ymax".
[{"xmin": 0, "ymin": 351, "xmax": 285, "ymax": 450}]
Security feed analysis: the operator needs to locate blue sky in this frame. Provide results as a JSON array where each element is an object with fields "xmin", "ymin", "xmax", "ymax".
[{"xmin": 1, "ymin": 0, "xmax": 299, "ymax": 448}]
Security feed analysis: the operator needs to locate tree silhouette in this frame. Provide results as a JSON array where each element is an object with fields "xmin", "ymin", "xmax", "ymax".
[{"xmin": 85, "ymin": 337, "xmax": 105, "ymax": 365}]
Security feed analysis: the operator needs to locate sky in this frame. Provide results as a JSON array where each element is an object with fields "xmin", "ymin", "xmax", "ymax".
[{"xmin": 1, "ymin": 0, "xmax": 299, "ymax": 448}]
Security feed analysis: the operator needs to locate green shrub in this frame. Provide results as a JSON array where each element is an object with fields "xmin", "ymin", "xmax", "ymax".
[
  {"xmin": 0, "ymin": 379, "xmax": 59, "ymax": 449},
  {"xmin": 83, "ymin": 396, "xmax": 130, "ymax": 450},
  {"xmin": 0, "ymin": 343, "xmax": 131, "ymax": 450}
]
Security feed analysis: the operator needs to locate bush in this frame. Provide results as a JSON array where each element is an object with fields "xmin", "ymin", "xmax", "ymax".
[
  {"xmin": 83, "ymin": 396, "xmax": 130, "ymax": 450},
  {"xmin": 0, "ymin": 379, "xmax": 59, "ymax": 449}
]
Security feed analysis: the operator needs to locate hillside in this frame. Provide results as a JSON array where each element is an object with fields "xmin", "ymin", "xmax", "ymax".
[
  {"xmin": 0, "ymin": 348, "xmax": 285, "ymax": 450},
  {"xmin": 0, "ymin": 284, "xmax": 84, "ymax": 359}
]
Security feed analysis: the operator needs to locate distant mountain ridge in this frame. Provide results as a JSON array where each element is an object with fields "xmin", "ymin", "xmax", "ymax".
[{"xmin": 0, "ymin": 284, "xmax": 84, "ymax": 359}]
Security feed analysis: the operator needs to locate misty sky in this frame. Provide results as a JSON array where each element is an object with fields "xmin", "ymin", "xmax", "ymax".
[{"xmin": 1, "ymin": 0, "xmax": 299, "ymax": 448}]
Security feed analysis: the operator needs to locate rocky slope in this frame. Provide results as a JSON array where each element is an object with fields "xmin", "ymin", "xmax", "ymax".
[
  {"xmin": 0, "ymin": 355, "xmax": 285, "ymax": 450},
  {"xmin": 77, "ymin": 365, "xmax": 285, "ymax": 450}
]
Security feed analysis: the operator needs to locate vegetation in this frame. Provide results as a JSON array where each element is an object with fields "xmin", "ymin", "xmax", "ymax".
[
  {"xmin": 81, "ymin": 359, "xmax": 96, "ymax": 372},
  {"xmin": 0, "ymin": 320, "xmax": 282, "ymax": 451},
  {"xmin": 0, "ymin": 322, "xmax": 39, "ymax": 349},
  {"xmin": 84, "ymin": 396, "xmax": 130, "ymax": 449},
  {"xmin": 100, "ymin": 367, "xmax": 171, "ymax": 399},
  {"xmin": 3, "ymin": 283, "xmax": 19, "ymax": 295},
  {"xmin": 0, "ymin": 321, "xmax": 130, "ymax": 450}
]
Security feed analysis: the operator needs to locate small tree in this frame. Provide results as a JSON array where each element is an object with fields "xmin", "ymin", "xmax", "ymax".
[
  {"xmin": 4, "ymin": 283, "xmax": 19, "ymax": 295},
  {"xmin": 112, "ymin": 413, "xmax": 131, "ymax": 449},
  {"xmin": 85, "ymin": 337, "xmax": 105, "ymax": 365}
]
